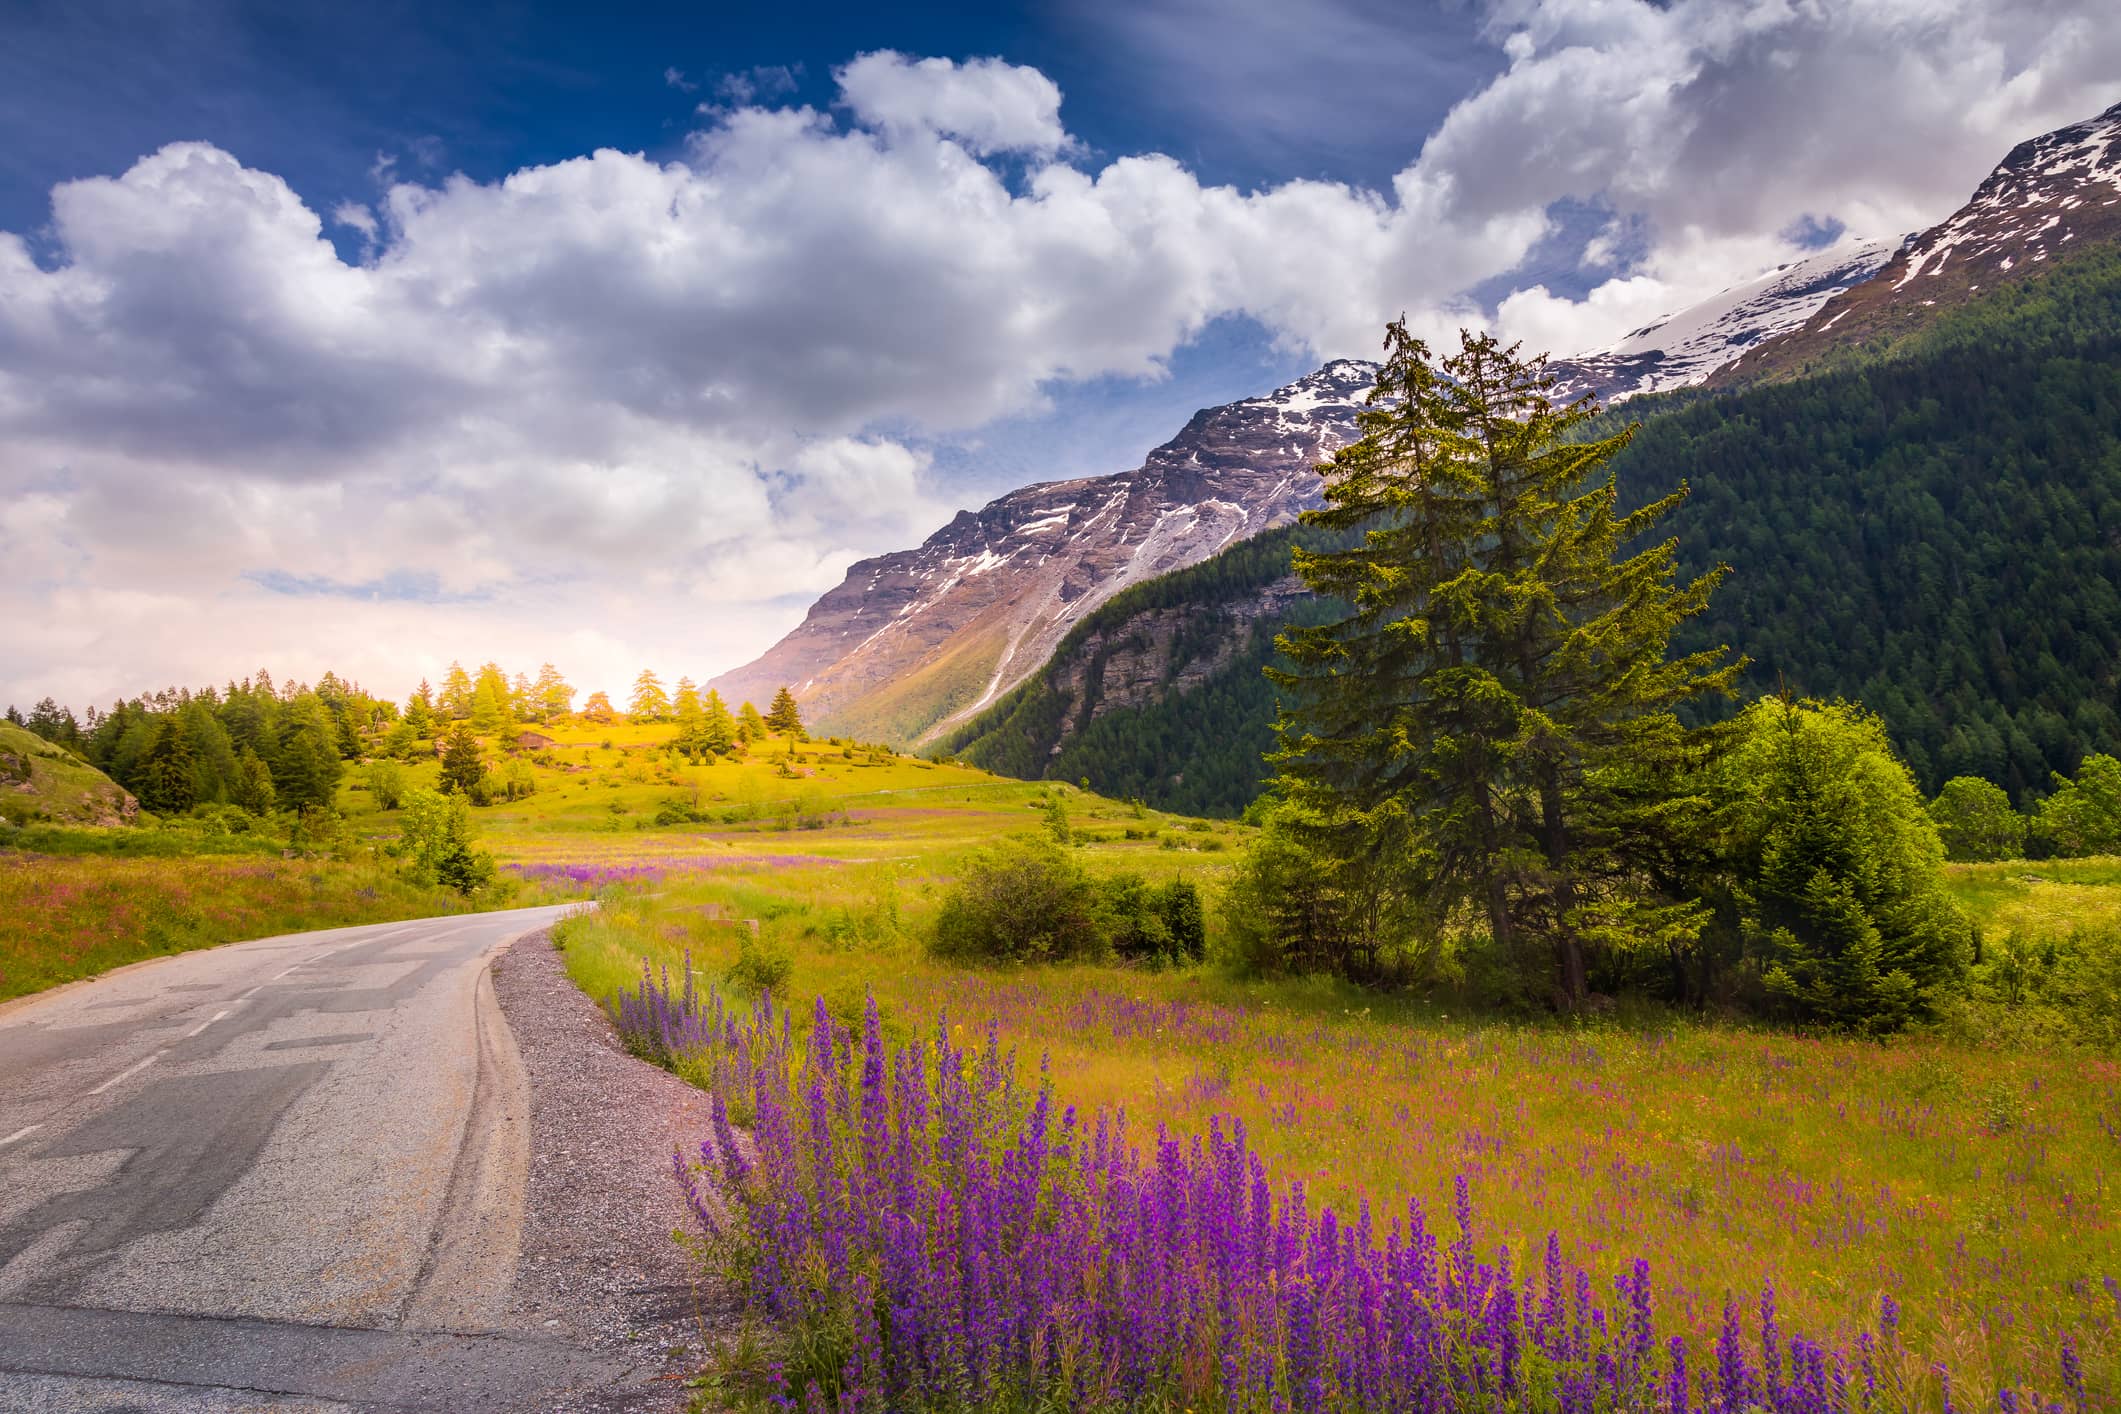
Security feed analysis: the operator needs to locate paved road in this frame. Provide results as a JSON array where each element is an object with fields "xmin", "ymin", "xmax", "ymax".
[{"xmin": 0, "ymin": 906, "xmax": 636, "ymax": 1412}]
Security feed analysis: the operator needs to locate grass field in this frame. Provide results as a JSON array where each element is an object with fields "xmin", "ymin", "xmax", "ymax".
[
  {"xmin": 9, "ymin": 717, "xmax": 2116, "ymax": 1401},
  {"xmin": 529, "ymin": 727, "xmax": 2116, "ymax": 1406},
  {"xmin": 0, "ymin": 851, "xmax": 508, "ymax": 1002}
]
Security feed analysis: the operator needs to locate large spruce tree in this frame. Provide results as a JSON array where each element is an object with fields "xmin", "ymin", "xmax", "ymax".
[{"xmin": 1270, "ymin": 324, "xmax": 1739, "ymax": 1005}]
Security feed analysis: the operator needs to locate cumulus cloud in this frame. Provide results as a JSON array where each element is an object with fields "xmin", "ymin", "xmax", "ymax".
[{"xmin": 3, "ymin": 4, "xmax": 2118, "ymax": 707}]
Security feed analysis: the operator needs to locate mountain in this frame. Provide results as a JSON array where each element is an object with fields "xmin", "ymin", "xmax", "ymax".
[
  {"xmin": 947, "ymin": 243, "xmax": 2121, "ymax": 814},
  {"xmin": 1715, "ymin": 100, "xmax": 2121, "ymax": 386},
  {"xmin": 934, "ymin": 522, "xmax": 1345, "ymax": 816},
  {"xmin": 1546, "ymin": 239, "xmax": 1891, "ymax": 402},
  {"xmin": 715, "ymin": 268, "xmax": 1868, "ymax": 746},
  {"xmin": 710, "ymin": 361, "xmax": 1377, "ymax": 744},
  {"xmin": 728, "ymin": 104, "xmax": 2118, "ymax": 751}
]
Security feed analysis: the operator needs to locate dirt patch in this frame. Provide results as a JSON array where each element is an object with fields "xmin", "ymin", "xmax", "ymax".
[{"xmin": 492, "ymin": 929, "xmax": 735, "ymax": 1412}]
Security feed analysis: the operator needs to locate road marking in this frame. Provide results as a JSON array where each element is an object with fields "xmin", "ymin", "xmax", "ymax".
[
  {"xmin": 184, "ymin": 1009, "xmax": 232, "ymax": 1039},
  {"xmin": 0, "ymin": 1124, "xmax": 41, "ymax": 1147},
  {"xmin": 235, "ymin": 986, "xmax": 261, "ymax": 1000},
  {"xmin": 271, "ymin": 963, "xmax": 302, "ymax": 979},
  {"xmin": 88, "ymin": 1051, "xmax": 162, "ymax": 1096}
]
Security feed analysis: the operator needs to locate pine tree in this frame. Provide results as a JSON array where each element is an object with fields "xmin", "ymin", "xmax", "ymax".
[
  {"xmin": 438, "ymin": 662, "xmax": 474, "ymax": 720},
  {"xmin": 1270, "ymin": 324, "xmax": 1739, "ymax": 1005},
  {"xmin": 672, "ymin": 677, "xmax": 706, "ymax": 754},
  {"xmin": 468, "ymin": 681, "xmax": 506, "ymax": 733},
  {"xmin": 232, "ymin": 745, "xmax": 277, "ymax": 816},
  {"xmin": 702, "ymin": 690, "xmax": 737, "ymax": 755},
  {"xmin": 630, "ymin": 670, "xmax": 670, "ymax": 723},
  {"xmin": 438, "ymin": 722, "xmax": 485, "ymax": 795},
  {"xmin": 137, "ymin": 718, "xmax": 197, "ymax": 815},
  {"xmin": 766, "ymin": 685, "xmax": 806, "ymax": 739},
  {"xmin": 405, "ymin": 681, "xmax": 435, "ymax": 736},
  {"xmin": 271, "ymin": 697, "xmax": 344, "ymax": 812}
]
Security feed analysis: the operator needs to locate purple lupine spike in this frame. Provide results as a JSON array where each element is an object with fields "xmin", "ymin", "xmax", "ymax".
[
  {"xmin": 2061, "ymin": 1334, "xmax": 2085, "ymax": 1413},
  {"xmin": 1666, "ymin": 1335, "xmax": 1689, "ymax": 1414}
]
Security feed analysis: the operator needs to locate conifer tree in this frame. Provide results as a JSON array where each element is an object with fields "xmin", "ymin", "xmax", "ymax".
[
  {"xmin": 737, "ymin": 701, "xmax": 768, "ymax": 744},
  {"xmin": 405, "ymin": 680, "xmax": 436, "ymax": 736},
  {"xmin": 271, "ymin": 697, "xmax": 344, "ymax": 811},
  {"xmin": 510, "ymin": 671, "xmax": 536, "ymax": 723},
  {"xmin": 533, "ymin": 663, "xmax": 574, "ymax": 721},
  {"xmin": 232, "ymin": 745, "xmax": 277, "ymax": 816},
  {"xmin": 766, "ymin": 685, "xmax": 806, "ymax": 739},
  {"xmin": 137, "ymin": 718, "xmax": 197, "ymax": 815},
  {"xmin": 629, "ymin": 670, "xmax": 670, "ymax": 723},
  {"xmin": 438, "ymin": 722, "xmax": 485, "ymax": 795},
  {"xmin": 702, "ymin": 690, "xmax": 737, "ymax": 755},
  {"xmin": 468, "ymin": 681, "xmax": 506, "ymax": 734},
  {"xmin": 1271, "ymin": 324, "xmax": 1739, "ymax": 1005},
  {"xmin": 672, "ymin": 678, "xmax": 706, "ymax": 754},
  {"xmin": 437, "ymin": 662, "xmax": 474, "ymax": 720}
]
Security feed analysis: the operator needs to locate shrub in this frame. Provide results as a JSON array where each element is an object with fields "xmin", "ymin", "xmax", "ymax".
[
  {"xmin": 1927, "ymin": 776, "xmax": 2024, "ymax": 861},
  {"xmin": 930, "ymin": 838, "xmax": 1106, "ymax": 963},
  {"xmin": 728, "ymin": 927, "xmax": 793, "ymax": 995},
  {"xmin": 397, "ymin": 787, "xmax": 496, "ymax": 895},
  {"xmin": 364, "ymin": 759, "xmax": 407, "ymax": 811},
  {"xmin": 1103, "ymin": 875, "xmax": 1206, "ymax": 966},
  {"xmin": 2032, "ymin": 753, "xmax": 2121, "ymax": 857}
]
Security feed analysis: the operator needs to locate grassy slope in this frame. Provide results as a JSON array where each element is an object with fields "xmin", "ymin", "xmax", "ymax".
[{"xmin": 0, "ymin": 722, "xmax": 136, "ymax": 827}]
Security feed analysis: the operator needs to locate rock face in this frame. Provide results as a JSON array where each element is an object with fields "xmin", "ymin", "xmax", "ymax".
[
  {"xmin": 710, "ymin": 361, "xmax": 1377, "ymax": 745},
  {"xmin": 1715, "ymin": 100, "xmax": 2121, "ymax": 385}
]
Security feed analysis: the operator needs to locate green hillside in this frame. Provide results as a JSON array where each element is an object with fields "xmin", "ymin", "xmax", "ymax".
[
  {"xmin": 0, "ymin": 722, "xmax": 138, "ymax": 827},
  {"xmin": 945, "ymin": 245, "xmax": 2121, "ymax": 813}
]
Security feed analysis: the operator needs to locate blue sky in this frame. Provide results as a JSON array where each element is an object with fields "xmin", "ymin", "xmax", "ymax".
[{"xmin": 3, "ymin": 0, "xmax": 2118, "ymax": 707}]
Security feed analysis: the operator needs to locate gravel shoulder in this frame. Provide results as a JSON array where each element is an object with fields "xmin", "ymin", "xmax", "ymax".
[{"xmin": 491, "ymin": 927, "xmax": 738, "ymax": 1413}]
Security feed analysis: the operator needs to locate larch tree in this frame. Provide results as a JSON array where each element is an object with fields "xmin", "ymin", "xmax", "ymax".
[
  {"xmin": 438, "ymin": 662, "xmax": 474, "ymax": 720},
  {"xmin": 1270, "ymin": 323, "xmax": 1739, "ymax": 1006},
  {"xmin": 702, "ymin": 690, "xmax": 737, "ymax": 755},
  {"xmin": 533, "ymin": 664, "xmax": 574, "ymax": 721},
  {"xmin": 630, "ymin": 670, "xmax": 670, "ymax": 724},
  {"xmin": 737, "ymin": 701, "xmax": 768, "ymax": 744}
]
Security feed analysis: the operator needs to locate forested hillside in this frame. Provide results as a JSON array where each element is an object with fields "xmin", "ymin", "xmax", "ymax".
[
  {"xmin": 1633, "ymin": 244, "xmax": 2121, "ymax": 798},
  {"xmin": 937, "ymin": 526, "xmax": 1348, "ymax": 815},
  {"xmin": 947, "ymin": 246, "xmax": 2121, "ymax": 812}
]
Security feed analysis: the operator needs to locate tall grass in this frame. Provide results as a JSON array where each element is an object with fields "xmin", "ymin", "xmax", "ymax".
[
  {"xmin": 0, "ymin": 852, "xmax": 514, "ymax": 1000},
  {"xmin": 560, "ymin": 865, "xmax": 2119, "ymax": 1407}
]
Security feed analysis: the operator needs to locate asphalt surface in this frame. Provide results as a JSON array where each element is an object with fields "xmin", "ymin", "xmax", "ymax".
[{"xmin": 0, "ymin": 906, "xmax": 653, "ymax": 1412}]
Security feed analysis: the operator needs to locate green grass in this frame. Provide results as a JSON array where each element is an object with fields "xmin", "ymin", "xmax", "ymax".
[
  {"xmin": 0, "ymin": 722, "xmax": 135, "ymax": 827},
  {"xmin": 1945, "ymin": 856, "xmax": 2121, "ymax": 936},
  {"xmin": 0, "ymin": 851, "xmax": 518, "ymax": 1001},
  {"xmin": 543, "ymin": 765, "xmax": 2119, "ymax": 1405}
]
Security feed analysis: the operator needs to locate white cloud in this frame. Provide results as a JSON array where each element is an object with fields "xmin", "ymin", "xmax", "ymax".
[
  {"xmin": 835, "ymin": 51, "xmax": 1068, "ymax": 157},
  {"xmin": 2, "ymin": 7, "xmax": 2118, "ymax": 707}
]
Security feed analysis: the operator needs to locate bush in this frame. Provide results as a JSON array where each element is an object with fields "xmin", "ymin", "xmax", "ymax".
[
  {"xmin": 1104, "ymin": 875, "xmax": 1206, "ymax": 966},
  {"xmin": 1927, "ymin": 776, "xmax": 2023, "ymax": 861},
  {"xmin": 728, "ymin": 927, "xmax": 794, "ymax": 995},
  {"xmin": 365, "ymin": 759, "xmax": 407, "ymax": 811},
  {"xmin": 2032, "ymin": 753, "xmax": 2121, "ymax": 857},
  {"xmin": 931, "ymin": 838, "xmax": 1106, "ymax": 964},
  {"xmin": 397, "ymin": 787, "xmax": 496, "ymax": 895}
]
